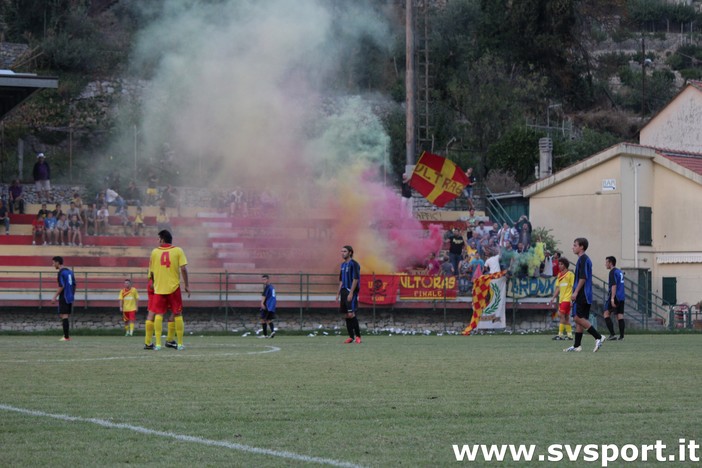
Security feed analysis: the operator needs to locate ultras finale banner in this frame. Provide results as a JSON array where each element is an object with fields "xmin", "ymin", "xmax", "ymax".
[{"xmin": 398, "ymin": 275, "xmax": 458, "ymax": 300}]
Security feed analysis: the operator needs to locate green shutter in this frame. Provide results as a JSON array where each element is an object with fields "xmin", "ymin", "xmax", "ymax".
[
  {"xmin": 639, "ymin": 206, "xmax": 652, "ymax": 246},
  {"xmin": 662, "ymin": 277, "xmax": 677, "ymax": 306}
]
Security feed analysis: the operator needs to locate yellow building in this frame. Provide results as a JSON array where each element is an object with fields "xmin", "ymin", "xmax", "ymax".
[{"xmin": 524, "ymin": 81, "xmax": 702, "ymax": 310}]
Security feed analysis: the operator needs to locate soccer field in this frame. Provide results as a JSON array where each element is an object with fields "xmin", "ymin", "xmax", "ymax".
[{"xmin": 0, "ymin": 334, "xmax": 700, "ymax": 467}]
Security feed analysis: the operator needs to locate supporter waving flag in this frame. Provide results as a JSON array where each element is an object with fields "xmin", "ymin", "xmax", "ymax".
[{"xmin": 409, "ymin": 151, "xmax": 470, "ymax": 207}]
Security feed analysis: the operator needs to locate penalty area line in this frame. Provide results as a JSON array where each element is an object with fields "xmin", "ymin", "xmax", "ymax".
[{"xmin": 0, "ymin": 404, "xmax": 364, "ymax": 468}]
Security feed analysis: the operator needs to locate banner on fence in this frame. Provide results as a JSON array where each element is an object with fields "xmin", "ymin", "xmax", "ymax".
[
  {"xmin": 507, "ymin": 276, "xmax": 556, "ymax": 298},
  {"xmin": 359, "ymin": 275, "xmax": 399, "ymax": 305},
  {"xmin": 398, "ymin": 275, "xmax": 457, "ymax": 300}
]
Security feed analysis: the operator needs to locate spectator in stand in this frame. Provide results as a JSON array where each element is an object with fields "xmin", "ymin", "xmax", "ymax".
[
  {"xmin": 426, "ymin": 252, "xmax": 441, "ymax": 276},
  {"xmin": 474, "ymin": 220, "xmax": 490, "ymax": 239},
  {"xmin": 133, "ymin": 206, "xmax": 145, "ymax": 236},
  {"xmin": 457, "ymin": 253, "xmax": 472, "ymax": 295},
  {"xmin": 469, "ymin": 252, "xmax": 485, "ymax": 282},
  {"xmin": 66, "ymin": 201, "xmax": 80, "ymax": 223},
  {"xmin": 465, "ymin": 207, "xmax": 478, "ymax": 227},
  {"xmin": 439, "ymin": 256, "xmax": 454, "ymax": 276},
  {"xmin": 52, "ymin": 202, "xmax": 64, "ymax": 220},
  {"xmin": 228, "ymin": 186, "xmax": 248, "ymax": 217},
  {"xmin": 156, "ymin": 206, "xmax": 171, "ymax": 232},
  {"xmin": 515, "ymin": 215, "xmax": 532, "ymax": 246},
  {"xmin": 519, "ymin": 223, "xmax": 531, "ymax": 250},
  {"xmin": 69, "ymin": 214, "xmax": 83, "ymax": 247},
  {"xmin": 96, "ymin": 204, "xmax": 109, "ymax": 236},
  {"xmin": 32, "ymin": 212, "xmax": 46, "ymax": 245},
  {"xmin": 8, "ymin": 179, "xmax": 25, "ymax": 214},
  {"xmin": 86, "ymin": 203, "xmax": 98, "ymax": 236},
  {"xmin": 163, "ymin": 184, "xmax": 181, "ymax": 216},
  {"xmin": 497, "ymin": 222, "xmax": 511, "ymax": 249},
  {"xmin": 552, "ymin": 252, "xmax": 561, "ymax": 276},
  {"xmin": 37, "ymin": 203, "xmax": 50, "ymax": 220},
  {"xmin": 123, "ymin": 180, "xmax": 142, "ymax": 207},
  {"xmin": 510, "ymin": 224, "xmax": 520, "ymax": 247},
  {"xmin": 105, "ymin": 188, "xmax": 125, "ymax": 214},
  {"xmin": 120, "ymin": 208, "xmax": 132, "ymax": 235},
  {"xmin": 95, "ymin": 191, "xmax": 106, "ymax": 210},
  {"xmin": 484, "ymin": 248, "xmax": 501, "ymax": 274},
  {"xmin": 44, "ymin": 211, "xmax": 58, "ymax": 245},
  {"xmin": 55, "ymin": 213, "xmax": 70, "ymax": 245},
  {"xmin": 72, "ymin": 192, "xmax": 86, "ymax": 224},
  {"xmin": 0, "ymin": 200, "xmax": 10, "ymax": 235},
  {"xmin": 146, "ymin": 172, "xmax": 159, "ymax": 205},
  {"xmin": 447, "ymin": 227, "xmax": 466, "ymax": 276},
  {"xmin": 463, "ymin": 167, "xmax": 476, "ymax": 210},
  {"xmin": 33, "ymin": 153, "xmax": 51, "ymax": 202}
]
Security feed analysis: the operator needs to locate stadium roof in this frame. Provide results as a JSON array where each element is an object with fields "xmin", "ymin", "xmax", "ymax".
[{"xmin": 0, "ymin": 71, "xmax": 58, "ymax": 121}]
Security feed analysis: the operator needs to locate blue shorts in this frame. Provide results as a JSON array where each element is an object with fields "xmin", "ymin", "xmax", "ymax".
[
  {"xmin": 339, "ymin": 288, "xmax": 358, "ymax": 314},
  {"xmin": 260, "ymin": 310, "xmax": 276, "ymax": 321}
]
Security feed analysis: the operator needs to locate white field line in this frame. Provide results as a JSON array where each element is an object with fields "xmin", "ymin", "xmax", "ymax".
[
  {"xmin": 0, "ymin": 404, "xmax": 364, "ymax": 468},
  {"xmin": 0, "ymin": 345, "xmax": 281, "ymax": 363}
]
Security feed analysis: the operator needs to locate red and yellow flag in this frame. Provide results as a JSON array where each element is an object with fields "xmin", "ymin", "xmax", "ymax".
[
  {"xmin": 462, "ymin": 270, "xmax": 508, "ymax": 335},
  {"xmin": 409, "ymin": 151, "xmax": 469, "ymax": 207}
]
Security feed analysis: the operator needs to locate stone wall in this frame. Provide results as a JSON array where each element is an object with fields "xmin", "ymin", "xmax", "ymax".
[{"xmin": 0, "ymin": 306, "xmax": 556, "ymax": 334}]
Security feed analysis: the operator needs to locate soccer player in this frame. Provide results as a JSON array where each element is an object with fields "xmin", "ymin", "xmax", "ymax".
[
  {"xmin": 119, "ymin": 279, "xmax": 139, "ymax": 336},
  {"xmin": 259, "ymin": 274, "xmax": 277, "ymax": 338},
  {"xmin": 564, "ymin": 238, "xmax": 604, "ymax": 353},
  {"xmin": 336, "ymin": 245, "xmax": 361, "ymax": 344},
  {"xmin": 51, "ymin": 256, "xmax": 76, "ymax": 342},
  {"xmin": 604, "ymin": 256, "xmax": 626, "ymax": 341},
  {"xmin": 549, "ymin": 257, "xmax": 574, "ymax": 341},
  {"xmin": 145, "ymin": 230, "xmax": 189, "ymax": 350}
]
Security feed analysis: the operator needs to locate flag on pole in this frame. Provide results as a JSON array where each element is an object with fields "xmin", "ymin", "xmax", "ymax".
[{"xmin": 409, "ymin": 151, "xmax": 469, "ymax": 207}]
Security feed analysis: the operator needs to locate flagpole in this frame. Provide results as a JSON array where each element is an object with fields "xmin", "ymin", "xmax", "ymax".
[{"xmin": 405, "ymin": 0, "xmax": 416, "ymax": 167}]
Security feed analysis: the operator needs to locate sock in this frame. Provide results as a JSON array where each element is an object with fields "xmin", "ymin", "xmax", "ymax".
[
  {"xmin": 352, "ymin": 317, "xmax": 361, "ymax": 338},
  {"xmin": 166, "ymin": 321, "xmax": 175, "ymax": 342},
  {"xmin": 558, "ymin": 324, "xmax": 565, "ymax": 336},
  {"xmin": 565, "ymin": 324, "xmax": 573, "ymax": 337},
  {"xmin": 618, "ymin": 319, "xmax": 625, "ymax": 338},
  {"xmin": 145, "ymin": 320, "xmax": 154, "ymax": 345},
  {"xmin": 605, "ymin": 317, "xmax": 615, "ymax": 335},
  {"xmin": 345, "ymin": 318, "xmax": 354, "ymax": 338},
  {"xmin": 175, "ymin": 316, "xmax": 184, "ymax": 346},
  {"xmin": 262, "ymin": 323, "xmax": 268, "ymax": 336},
  {"xmin": 574, "ymin": 332, "xmax": 583, "ymax": 348},
  {"xmin": 62, "ymin": 318, "xmax": 70, "ymax": 338},
  {"xmin": 154, "ymin": 315, "xmax": 163, "ymax": 347},
  {"xmin": 269, "ymin": 322, "xmax": 275, "ymax": 333},
  {"xmin": 129, "ymin": 323, "xmax": 134, "ymax": 335},
  {"xmin": 587, "ymin": 326, "xmax": 602, "ymax": 340}
]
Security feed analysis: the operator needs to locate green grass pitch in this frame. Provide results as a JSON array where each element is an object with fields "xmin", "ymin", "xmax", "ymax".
[{"xmin": 0, "ymin": 334, "xmax": 700, "ymax": 467}]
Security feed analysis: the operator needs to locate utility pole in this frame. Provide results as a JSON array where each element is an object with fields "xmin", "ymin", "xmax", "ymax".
[
  {"xmin": 405, "ymin": 0, "xmax": 416, "ymax": 171},
  {"xmin": 641, "ymin": 32, "xmax": 646, "ymax": 118}
]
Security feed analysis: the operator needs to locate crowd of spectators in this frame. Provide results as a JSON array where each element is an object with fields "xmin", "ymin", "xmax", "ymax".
[{"xmin": 421, "ymin": 213, "xmax": 558, "ymax": 296}]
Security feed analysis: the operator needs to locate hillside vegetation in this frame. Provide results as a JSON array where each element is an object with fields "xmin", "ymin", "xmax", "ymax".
[{"xmin": 1, "ymin": 0, "xmax": 702, "ymax": 190}]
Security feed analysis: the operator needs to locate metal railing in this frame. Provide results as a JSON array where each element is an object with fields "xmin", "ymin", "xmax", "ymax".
[
  {"xmin": 484, "ymin": 186, "xmax": 515, "ymax": 227},
  {"xmin": 592, "ymin": 273, "xmax": 668, "ymax": 328}
]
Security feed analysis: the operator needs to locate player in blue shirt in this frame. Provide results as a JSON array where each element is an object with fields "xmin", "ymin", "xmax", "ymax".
[
  {"xmin": 52, "ymin": 256, "xmax": 76, "ymax": 341},
  {"xmin": 336, "ymin": 245, "xmax": 361, "ymax": 344},
  {"xmin": 259, "ymin": 274, "xmax": 277, "ymax": 338},
  {"xmin": 564, "ymin": 238, "xmax": 604, "ymax": 352},
  {"xmin": 604, "ymin": 256, "xmax": 626, "ymax": 341}
]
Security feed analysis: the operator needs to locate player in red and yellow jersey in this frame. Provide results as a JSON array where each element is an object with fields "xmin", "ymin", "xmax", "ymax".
[
  {"xmin": 549, "ymin": 257, "xmax": 574, "ymax": 340},
  {"xmin": 145, "ymin": 229, "xmax": 190, "ymax": 350},
  {"xmin": 118, "ymin": 279, "xmax": 139, "ymax": 336}
]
